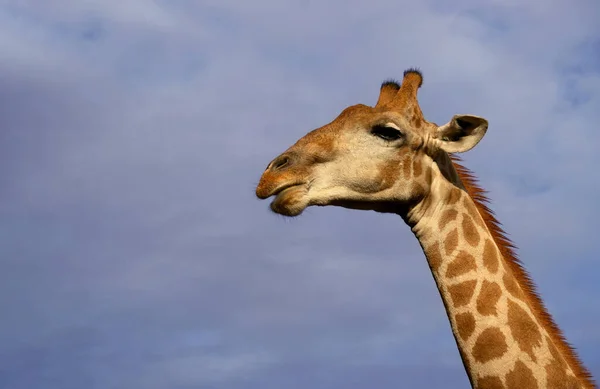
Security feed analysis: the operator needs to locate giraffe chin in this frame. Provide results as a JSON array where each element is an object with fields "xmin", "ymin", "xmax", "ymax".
[{"xmin": 269, "ymin": 185, "xmax": 309, "ymax": 217}]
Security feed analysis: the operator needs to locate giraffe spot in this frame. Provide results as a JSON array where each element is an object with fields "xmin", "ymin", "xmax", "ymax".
[
  {"xmin": 402, "ymin": 155, "xmax": 412, "ymax": 179},
  {"xmin": 544, "ymin": 335, "xmax": 574, "ymax": 388},
  {"xmin": 426, "ymin": 241, "xmax": 443, "ymax": 271},
  {"xmin": 411, "ymin": 107, "xmax": 423, "ymax": 128},
  {"xmin": 483, "ymin": 239, "xmax": 499, "ymax": 274},
  {"xmin": 507, "ymin": 300, "xmax": 542, "ymax": 361},
  {"xmin": 505, "ymin": 360, "xmax": 538, "ymax": 389},
  {"xmin": 444, "ymin": 229, "xmax": 459, "ymax": 255},
  {"xmin": 424, "ymin": 163, "xmax": 433, "ymax": 184},
  {"xmin": 503, "ymin": 271, "xmax": 522, "ymax": 299},
  {"xmin": 446, "ymin": 251, "xmax": 477, "ymax": 278},
  {"xmin": 447, "ymin": 188, "xmax": 462, "ymax": 205},
  {"xmin": 448, "ymin": 280, "xmax": 477, "ymax": 308},
  {"xmin": 472, "ymin": 213, "xmax": 487, "ymax": 231},
  {"xmin": 472, "ymin": 327, "xmax": 508, "ymax": 363},
  {"xmin": 412, "ymin": 158, "xmax": 422, "ymax": 177},
  {"xmin": 438, "ymin": 209, "xmax": 458, "ymax": 231},
  {"xmin": 411, "ymin": 183, "xmax": 426, "ymax": 197},
  {"xmin": 477, "ymin": 375, "xmax": 505, "ymax": 389},
  {"xmin": 462, "ymin": 213, "xmax": 480, "ymax": 247},
  {"xmin": 547, "ymin": 336, "xmax": 561, "ymax": 360},
  {"xmin": 374, "ymin": 159, "xmax": 401, "ymax": 190},
  {"xmin": 476, "ymin": 280, "xmax": 502, "ymax": 316},
  {"xmin": 414, "ymin": 115, "xmax": 422, "ymax": 128},
  {"xmin": 566, "ymin": 375, "xmax": 580, "ymax": 388},
  {"xmin": 545, "ymin": 356, "xmax": 569, "ymax": 387},
  {"xmin": 455, "ymin": 312, "xmax": 476, "ymax": 341},
  {"xmin": 462, "ymin": 196, "xmax": 486, "ymax": 227}
]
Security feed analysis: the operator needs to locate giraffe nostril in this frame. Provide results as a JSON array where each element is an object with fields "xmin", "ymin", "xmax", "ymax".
[{"xmin": 270, "ymin": 155, "xmax": 290, "ymax": 171}]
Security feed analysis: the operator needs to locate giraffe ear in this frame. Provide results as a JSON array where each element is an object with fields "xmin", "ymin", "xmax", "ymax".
[{"xmin": 435, "ymin": 114, "xmax": 488, "ymax": 153}]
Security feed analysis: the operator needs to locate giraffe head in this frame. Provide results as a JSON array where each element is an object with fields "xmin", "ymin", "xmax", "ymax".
[{"xmin": 256, "ymin": 69, "xmax": 489, "ymax": 216}]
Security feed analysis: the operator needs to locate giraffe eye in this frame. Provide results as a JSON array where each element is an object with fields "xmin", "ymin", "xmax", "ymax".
[{"xmin": 371, "ymin": 125, "xmax": 403, "ymax": 141}]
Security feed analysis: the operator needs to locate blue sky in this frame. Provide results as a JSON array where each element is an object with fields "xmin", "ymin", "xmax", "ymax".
[{"xmin": 0, "ymin": 1, "xmax": 599, "ymax": 388}]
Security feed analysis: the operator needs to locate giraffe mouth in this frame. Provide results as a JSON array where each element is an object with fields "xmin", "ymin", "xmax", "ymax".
[
  {"xmin": 256, "ymin": 179, "xmax": 305, "ymax": 200},
  {"xmin": 268, "ymin": 183, "xmax": 309, "ymax": 217},
  {"xmin": 270, "ymin": 183, "xmax": 304, "ymax": 198}
]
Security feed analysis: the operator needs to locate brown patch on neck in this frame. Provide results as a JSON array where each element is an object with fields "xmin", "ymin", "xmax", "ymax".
[
  {"xmin": 546, "ymin": 335, "xmax": 581, "ymax": 388},
  {"xmin": 455, "ymin": 312, "xmax": 476, "ymax": 341},
  {"xmin": 438, "ymin": 209, "xmax": 458, "ymax": 230},
  {"xmin": 472, "ymin": 327, "xmax": 508, "ymax": 363},
  {"xmin": 462, "ymin": 213, "xmax": 480, "ymax": 247},
  {"xmin": 446, "ymin": 250, "xmax": 477, "ymax": 278},
  {"xmin": 482, "ymin": 239, "xmax": 499, "ymax": 274},
  {"xmin": 450, "ymin": 155, "xmax": 596, "ymax": 388},
  {"xmin": 448, "ymin": 280, "xmax": 477, "ymax": 307},
  {"xmin": 476, "ymin": 280, "xmax": 501, "ymax": 316},
  {"xmin": 477, "ymin": 375, "xmax": 505, "ymax": 389},
  {"xmin": 507, "ymin": 300, "xmax": 542, "ymax": 362},
  {"xmin": 505, "ymin": 361, "xmax": 538, "ymax": 389},
  {"xmin": 427, "ymin": 241, "xmax": 443, "ymax": 271},
  {"xmin": 444, "ymin": 228, "xmax": 459, "ymax": 255}
]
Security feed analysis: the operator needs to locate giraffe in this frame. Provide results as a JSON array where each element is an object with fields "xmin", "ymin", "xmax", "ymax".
[{"xmin": 254, "ymin": 69, "xmax": 596, "ymax": 389}]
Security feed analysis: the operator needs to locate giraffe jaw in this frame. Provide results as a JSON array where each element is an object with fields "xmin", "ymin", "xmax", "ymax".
[{"xmin": 268, "ymin": 184, "xmax": 309, "ymax": 217}]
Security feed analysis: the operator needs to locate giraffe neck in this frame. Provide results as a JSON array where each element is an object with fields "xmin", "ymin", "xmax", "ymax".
[{"xmin": 403, "ymin": 167, "xmax": 592, "ymax": 389}]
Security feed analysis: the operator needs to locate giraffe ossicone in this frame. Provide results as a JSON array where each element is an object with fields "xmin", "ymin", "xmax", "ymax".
[{"xmin": 255, "ymin": 69, "xmax": 596, "ymax": 389}]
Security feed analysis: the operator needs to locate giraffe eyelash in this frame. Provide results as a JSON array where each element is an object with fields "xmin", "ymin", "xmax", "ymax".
[{"xmin": 371, "ymin": 124, "xmax": 403, "ymax": 141}]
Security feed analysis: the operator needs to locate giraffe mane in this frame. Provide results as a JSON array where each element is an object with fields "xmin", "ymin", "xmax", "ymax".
[{"xmin": 450, "ymin": 154, "xmax": 596, "ymax": 387}]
